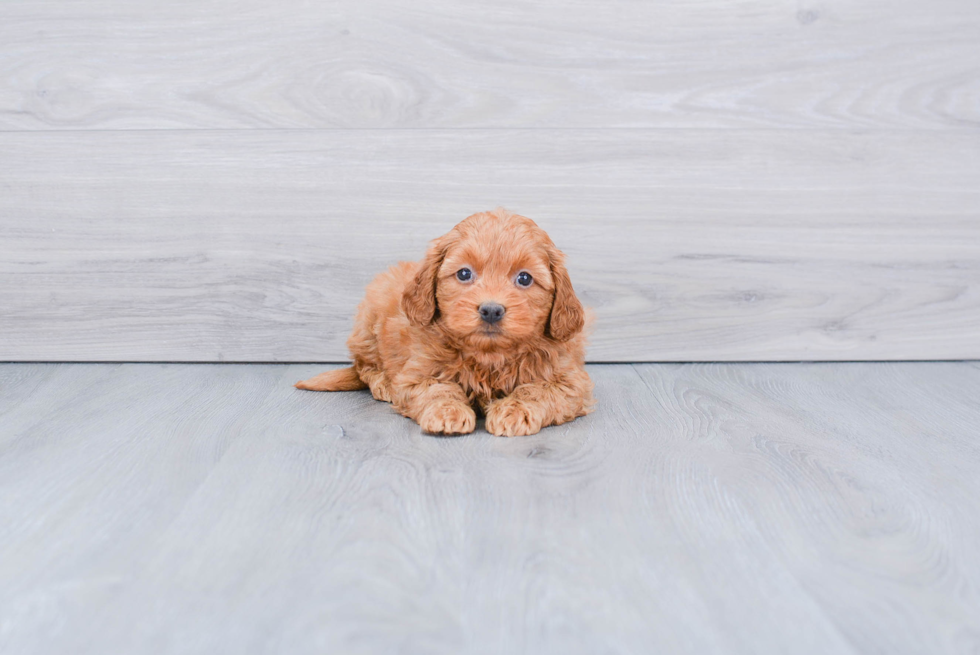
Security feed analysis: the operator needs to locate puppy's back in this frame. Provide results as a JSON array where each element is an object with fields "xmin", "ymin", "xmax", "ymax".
[{"xmin": 346, "ymin": 261, "xmax": 419, "ymax": 370}]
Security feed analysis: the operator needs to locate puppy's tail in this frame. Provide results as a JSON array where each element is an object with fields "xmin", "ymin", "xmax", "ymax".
[{"xmin": 294, "ymin": 367, "xmax": 368, "ymax": 392}]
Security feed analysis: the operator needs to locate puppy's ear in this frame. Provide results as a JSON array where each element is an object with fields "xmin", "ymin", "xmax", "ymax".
[
  {"xmin": 402, "ymin": 236, "xmax": 450, "ymax": 326},
  {"xmin": 547, "ymin": 246, "xmax": 585, "ymax": 342}
]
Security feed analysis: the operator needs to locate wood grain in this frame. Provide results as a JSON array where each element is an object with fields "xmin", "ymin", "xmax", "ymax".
[
  {"xmin": 1, "ymin": 129, "xmax": 978, "ymax": 362},
  {"xmin": 0, "ymin": 0, "xmax": 978, "ymax": 130},
  {"xmin": 1, "ymin": 362, "xmax": 979, "ymax": 653}
]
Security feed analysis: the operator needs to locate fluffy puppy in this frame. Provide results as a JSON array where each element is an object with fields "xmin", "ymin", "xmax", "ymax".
[{"xmin": 296, "ymin": 208, "xmax": 594, "ymax": 437}]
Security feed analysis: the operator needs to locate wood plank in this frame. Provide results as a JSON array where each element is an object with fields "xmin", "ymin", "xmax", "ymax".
[
  {"xmin": 0, "ymin": 130, "xmax": 980, "ymax": 361},
  {"xmin": 629, "ymin": 361, "xmax": 980, "ymax": 654},
  {"xmin": 0, "ymin": 0, "xmax": 978, "ymax": 130},
  {"xmin": 2, "ymin": 129, "xmax": 978, "ymax": 362},
  {"xmin": 1, "ymin": 362, "xmax": 978, "ymax": 653}
]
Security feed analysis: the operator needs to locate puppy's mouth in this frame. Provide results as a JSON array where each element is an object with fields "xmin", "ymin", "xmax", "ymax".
[
  {"xmin": 474, "ymin": 322, "xmax": 507, "ymax": 340},
  {"xmin": 468, "ymin": 325, "xmax": 510, "ymax": 350}
]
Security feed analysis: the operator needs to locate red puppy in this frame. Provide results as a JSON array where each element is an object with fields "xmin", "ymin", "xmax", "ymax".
[{"xmin": 296, "ymin": 209, "xmax": 594, "ymax": 436}]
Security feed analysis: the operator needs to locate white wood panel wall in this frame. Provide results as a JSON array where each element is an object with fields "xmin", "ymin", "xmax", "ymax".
[{"xmin": 1, "ymin": 0, "xmax": 978, "ymax": 361}]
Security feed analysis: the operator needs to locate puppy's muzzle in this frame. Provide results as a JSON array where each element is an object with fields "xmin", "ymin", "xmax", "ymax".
[{"xmin": 478, "ymin": 302, "xmax": 505, "ymax": 325}]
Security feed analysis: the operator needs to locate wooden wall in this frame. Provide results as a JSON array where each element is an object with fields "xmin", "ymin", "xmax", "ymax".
[{"xmin": 1, "ymin": 0, "xmax": 978, "ymax": 361}]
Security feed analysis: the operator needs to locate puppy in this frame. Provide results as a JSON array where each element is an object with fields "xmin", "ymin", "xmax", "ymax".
[{"xmin": 296, "ymin": 208, "xmax": 594, "ymax": 437}]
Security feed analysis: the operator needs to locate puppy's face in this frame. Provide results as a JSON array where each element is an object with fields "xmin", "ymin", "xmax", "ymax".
[
  {"xmin": 402, "ymin": 210, "xmax": 584, "ymax": 350},
  {"xmin": 436, "ymin": 228, "xmax": 554, "ymax": 350}
]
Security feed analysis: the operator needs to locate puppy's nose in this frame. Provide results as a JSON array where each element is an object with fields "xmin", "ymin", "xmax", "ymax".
[{"xmin": 478, "ymin": 302, "xmax": 505, "ymax": 324}]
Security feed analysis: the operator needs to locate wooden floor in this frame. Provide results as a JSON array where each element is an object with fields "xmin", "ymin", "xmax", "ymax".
[{"xmin": 2, "ymin": 362, "xmax": 978, "ymax": 654}]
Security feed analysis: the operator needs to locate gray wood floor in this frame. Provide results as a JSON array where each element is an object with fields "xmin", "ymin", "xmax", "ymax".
[{"xmin": 2, "ymin": 362, "xmax": 979, "ymax": 654}]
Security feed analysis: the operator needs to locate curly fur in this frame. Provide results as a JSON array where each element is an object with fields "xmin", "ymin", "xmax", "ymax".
[{"xmin": 296, "ymin": 208, "xmax": 595, "ymax": 436}]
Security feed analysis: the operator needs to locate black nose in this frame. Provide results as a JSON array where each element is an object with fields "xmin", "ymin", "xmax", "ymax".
[{"xmin": 478, "ymin": 302, "xmax": 505, "ymax": 324}]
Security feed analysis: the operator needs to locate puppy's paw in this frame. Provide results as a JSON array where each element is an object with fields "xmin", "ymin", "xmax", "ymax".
[
  {"xmin": 369, "ymin": 381, "xmax": 392, "ymax": 403},
  {"xmin": 418, "ymin": 400, "xmax": 476, "ymax": 435},
  {"xmin": 485, "ymin": 397, "xmax": 544, "ymax": 437}
]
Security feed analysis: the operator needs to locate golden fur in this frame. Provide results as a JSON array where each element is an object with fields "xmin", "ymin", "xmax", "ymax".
[{"xmin": 295, "ymin": 208, "xmax": 594, "ymax": 436}]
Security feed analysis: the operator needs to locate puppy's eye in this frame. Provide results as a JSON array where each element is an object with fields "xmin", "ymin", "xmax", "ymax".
[
  {"xmin": 456, "ymin": 268, "xmax": 473, "ymax": 282},
  {"xmin": 515, "ymin": 271, "xmax": 533, "ymax": 287}
]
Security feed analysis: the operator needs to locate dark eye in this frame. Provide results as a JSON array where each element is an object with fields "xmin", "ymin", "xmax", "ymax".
[
  {"xmin": 456, "ymin": 268, "xmax": 473, "ymax": 282},
  {"xmin": 516, "ymin": 271, "xmax": 533, "ymax": 287}
]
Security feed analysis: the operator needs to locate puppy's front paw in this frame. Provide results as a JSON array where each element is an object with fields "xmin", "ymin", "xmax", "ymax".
[
  {"xmin": 418, "ymin": 400, "xmax": 476, "ymax": 435},
  {"xmin": 486, "ymin": 397, "xmax": 544, "ymax": 437}
]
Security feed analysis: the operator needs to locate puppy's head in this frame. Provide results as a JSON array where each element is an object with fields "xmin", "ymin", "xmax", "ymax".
[{"xmin": 402, "ymin": 209, "xmax": 584, "ymax": 350}]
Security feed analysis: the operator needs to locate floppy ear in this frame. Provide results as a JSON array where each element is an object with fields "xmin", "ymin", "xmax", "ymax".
[
  {"xmin": 546, "ymin": 246, "xmax": 585, "ymax": 342},
  {"xmin": 401, "ymin": 237, "xmax": 449, "ymax": 326}
]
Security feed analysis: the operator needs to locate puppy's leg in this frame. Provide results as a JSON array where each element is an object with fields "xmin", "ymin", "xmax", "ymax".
[
  {"xmin": 393, "ymin": 379, "xmax": 476, "ymax": 435},
  {"xmin": 358, "ymin": 368, "xmax": 393, "ymax": 402},
  {"xmin": 485, "ymin": 369, "xmax": 594, "ymax": 437}
]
